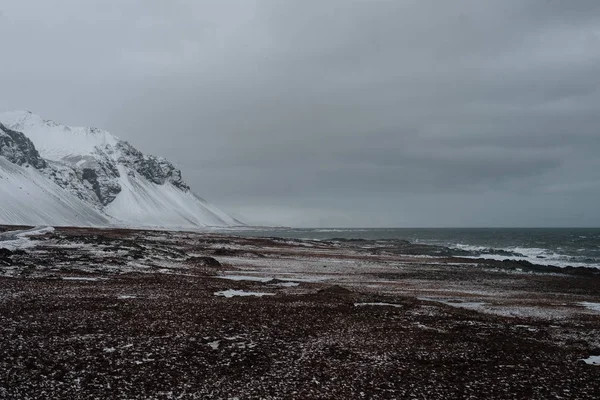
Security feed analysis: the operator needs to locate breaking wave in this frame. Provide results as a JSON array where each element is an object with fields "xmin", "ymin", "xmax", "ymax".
[{"xmin": 450, "ymin": 243, "xmax": 599, "ymax": 269}]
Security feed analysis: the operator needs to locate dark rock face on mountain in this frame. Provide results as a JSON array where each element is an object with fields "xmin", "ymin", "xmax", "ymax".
[
  {"xmin": 116, "ymin": 141, "xmax": 190, "ymax": 191},
  {"xmin": 0, "ymin": 123, "xmax": 46, "ymax": 169},
  {"xmin": 1, "ymin": 122, "xmax": 188, "ymax": 208},
  {"xmin": 81, "ymin": 166, "xmax": 122, "ymax": 206},
  {"xmin": 0, "ymin": 122, "xmax": 121, "ymax": 207}
]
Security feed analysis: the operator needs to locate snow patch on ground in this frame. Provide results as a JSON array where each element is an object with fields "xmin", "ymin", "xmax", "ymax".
[
  {"xmin": 214, "ymin": 290, "xmax": 275, "ymax": 298},
  {"xmin": 274, "ymin": 282, "xmax": 300, "ymax": 287},
  {"xmin": 581, "ymin": 356, "xmax": 600, "ymax": 365},
  {"xmin": 579, "ymin": 302, "xmax": 600, "ymax": 312},
  {"xmin": 207, "ymin": 340, "xmax": 220, "ymax": 350},
  {"xmin": 419, "ymin": 297, "xmax": 487, "ymax": 310},
  {"xmin": 354, "ymin": 302, "xmax": 403, "ymax": 308},
  {"xmin": 0, "ymin": 226, "xmax": 55, "ymax": 251},
  {"xmin": 63, "ymin": 277, "xmax": 105, "ymax": 282},
  {"xmin": 219, "ymin": 275, "xmax": 273, "ymax": 282}
]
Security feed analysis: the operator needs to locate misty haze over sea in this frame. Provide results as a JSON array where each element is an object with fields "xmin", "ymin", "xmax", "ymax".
[{"xmin": 225, "ymin": 227, "xmax": 600, "ymax": 269}]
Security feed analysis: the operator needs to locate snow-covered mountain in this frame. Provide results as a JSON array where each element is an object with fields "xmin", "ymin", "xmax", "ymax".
[{"xmin": 0, "ymin": 111, "xmax": 242, "ymax": 228}]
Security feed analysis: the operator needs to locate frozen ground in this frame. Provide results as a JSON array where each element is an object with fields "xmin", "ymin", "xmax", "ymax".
[
  {"xmin": 0, "ymin": 225, "xmax": 599, "ymax": 399},
  {"xmin": 0, "ymin": 226, "xmax": 55, "ymax": 251}
]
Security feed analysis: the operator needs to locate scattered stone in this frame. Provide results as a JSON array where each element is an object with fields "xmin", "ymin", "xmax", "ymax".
[
  {"xmin": 0, "ymin": 248, "xmax": 12, "ymax": 257},
  {"xmin": 187, "ymin": 256, "xmax": 222, "ymax": 268}
]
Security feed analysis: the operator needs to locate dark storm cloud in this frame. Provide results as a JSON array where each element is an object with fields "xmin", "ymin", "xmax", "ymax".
[{"xmin": 1, "ymin": 0, "xmax": 599, "ymax": 226}]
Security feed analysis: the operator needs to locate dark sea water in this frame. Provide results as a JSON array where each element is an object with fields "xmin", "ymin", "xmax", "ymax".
[{"xmin": 221, "ymin": 227, "xmax": 600, "ymax": 269}]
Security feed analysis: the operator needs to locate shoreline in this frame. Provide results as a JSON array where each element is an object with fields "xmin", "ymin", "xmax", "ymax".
[
  {"xmin": 1, "ymin": 225, "xmax": 600, "ymax": 398},
  {"xmin": 3, "ymin": 224, "xmax": 598, "ymax": 273}
]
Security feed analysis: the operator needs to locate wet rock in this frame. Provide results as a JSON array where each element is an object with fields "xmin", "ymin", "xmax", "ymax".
[
  {"xmin": 317, "ymin": 285, "xmax": 353, "ymax": 296},
  {"xmin": 187, "ymin": 256, "xmax": 221, "ymax": 268}
]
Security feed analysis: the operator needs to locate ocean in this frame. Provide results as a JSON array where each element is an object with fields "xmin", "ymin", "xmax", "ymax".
[{"xmin": 222, "ymin": 227, "xmax": 600, "ymax": 269}]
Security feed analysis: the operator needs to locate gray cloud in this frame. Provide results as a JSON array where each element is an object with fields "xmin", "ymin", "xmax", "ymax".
[{"xmin": 1, "ymin": 0, "xmax": 599, "ymax": 226}]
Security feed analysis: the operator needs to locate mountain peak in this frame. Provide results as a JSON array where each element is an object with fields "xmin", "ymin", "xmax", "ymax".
[
  {"xmin": 0, "ymin": 111, "xmax": 242, "ymax": 228},
  {"xmin": 1, "ymin": 110, "xmax": 59, "ymax": 130},
  {"xmin": 0, "ymin": 110, "xmax": 119, "ymax": 162}
]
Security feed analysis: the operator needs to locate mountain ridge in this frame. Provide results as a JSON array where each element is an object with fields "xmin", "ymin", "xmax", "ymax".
[{"xmin": 0, "ymin": 111, "xmax": 242, "ymax": 228}]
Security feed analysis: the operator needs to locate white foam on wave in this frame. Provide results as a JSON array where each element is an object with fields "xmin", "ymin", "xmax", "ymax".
[{"xmin": 452, "ymin": 244, "xmax": 599, "ymax": 270}]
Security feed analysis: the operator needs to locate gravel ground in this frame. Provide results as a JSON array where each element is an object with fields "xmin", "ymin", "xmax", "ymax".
[{"xmin": 0, "ymin": 225, "xmax": 599, "ymax": 399}]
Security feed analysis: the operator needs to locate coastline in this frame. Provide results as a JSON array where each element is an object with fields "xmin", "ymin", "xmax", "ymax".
[{"xmin": 1, "ymin": 225, "xmax": 600, "ymax": 398}]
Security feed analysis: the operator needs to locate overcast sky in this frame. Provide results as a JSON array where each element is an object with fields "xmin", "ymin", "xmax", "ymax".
[{"xmin": 1, "ymin": 0, "xmax": 600, "ymax": 227}]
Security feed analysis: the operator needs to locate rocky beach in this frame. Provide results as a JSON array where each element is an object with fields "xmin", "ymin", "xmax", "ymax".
[{"xmin": 1, "ymin": 225, "xmax": 599, "ymax": 399}]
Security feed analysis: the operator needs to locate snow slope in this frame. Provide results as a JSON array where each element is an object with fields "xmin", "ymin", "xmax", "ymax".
[
  {"xmin": 106, "ymin": 165, "xmax": 239, "ymax": 227},
  {"xmin": 0, "ymin": 157, "xmax": 111, "ymax": 226},
  {"xmin": 0, "ymin": 111, "xmax": 241, "ymax": 228}
]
